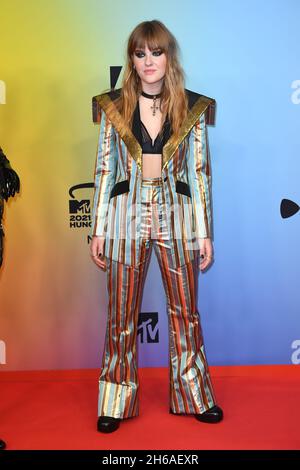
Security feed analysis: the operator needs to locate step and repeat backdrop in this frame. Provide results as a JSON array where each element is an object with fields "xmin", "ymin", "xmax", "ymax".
[{"xmin": 0, "ymin": 0, "xmax": 299, "ymax": 370}]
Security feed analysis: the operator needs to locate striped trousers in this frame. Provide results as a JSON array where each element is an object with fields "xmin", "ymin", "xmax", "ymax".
[{"xmin": 98, "ymin": 176, "xmax": 217, "ymax": 419}]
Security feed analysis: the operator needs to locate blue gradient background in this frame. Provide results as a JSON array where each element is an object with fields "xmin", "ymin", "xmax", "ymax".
[{"xmin": 0, "ymin": 0, "xmax": 299, "ymax": 370}]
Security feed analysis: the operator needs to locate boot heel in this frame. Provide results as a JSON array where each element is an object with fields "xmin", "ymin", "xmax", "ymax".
[
  {"xmin": 97, "ymin": 416, "xmax": 121, "ymax": 433},
  {"xmin": 194, "ymin": 405, "xmax": 223, "ymax": 424}
]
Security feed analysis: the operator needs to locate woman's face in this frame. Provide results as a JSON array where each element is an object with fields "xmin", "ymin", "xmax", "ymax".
[{"xmin": 132, "ymin": 42, "xmax": 167, "ymax": 87}]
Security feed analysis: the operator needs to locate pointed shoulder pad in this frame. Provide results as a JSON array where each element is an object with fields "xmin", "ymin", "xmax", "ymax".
[
  {"xmin": 92, "ymin": 88, "xmax": 122, "ymax": 123},
  {"xmin": 185, "ymin": 88, "xmax": 216, "ymax": 125}
]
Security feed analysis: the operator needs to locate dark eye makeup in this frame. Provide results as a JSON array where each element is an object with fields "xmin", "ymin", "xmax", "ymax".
[{"xmin": 134, "ymin": 49, "xmax": 163, "ymax": 58}]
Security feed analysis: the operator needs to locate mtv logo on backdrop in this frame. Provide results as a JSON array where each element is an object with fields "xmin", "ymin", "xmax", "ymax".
[
  {"xmin": 291, "ymin": 339, "xmax": 300, "ymax": 364},
  {"xmin": 0, "ymin": 80, "xmax": 6, "ymax": 104},
  {"xmin": 68, "ymin": 183, "xmax": 93, "ymax": 229},
  {"xmin": 291, "ymin": 80, "xmax": 300, "ymax": 104},
  {"xmin": 69, "ymin": 199, "xmax": 90, "ymax": 214},
  {"xmin": 137, "ymin": 312, "xmax": 159, "ymax": 343},
  {"xmin": 0, "ymin": 340, "xmax": 6, "ymax": 364}
]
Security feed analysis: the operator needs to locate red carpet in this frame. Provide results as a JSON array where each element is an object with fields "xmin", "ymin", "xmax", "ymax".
[{"xmin": 0, "ymin": 365, "xmax": 299, "ymax": 450}]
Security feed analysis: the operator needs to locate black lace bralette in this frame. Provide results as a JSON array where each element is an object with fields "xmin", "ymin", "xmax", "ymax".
[{"xmin": 131, "ymin": 99, "xmax": 172, "ymax": 154}]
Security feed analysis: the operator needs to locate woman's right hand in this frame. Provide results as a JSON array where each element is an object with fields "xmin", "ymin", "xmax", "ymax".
[{"xmin": 90, "ymin": 236, "xmax": 107, "ymax": 271}]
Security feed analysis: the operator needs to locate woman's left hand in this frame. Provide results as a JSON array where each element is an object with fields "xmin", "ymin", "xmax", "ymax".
[{"xmin": 198, "ymin": 237, "xmax": 214, "ymax": 271}]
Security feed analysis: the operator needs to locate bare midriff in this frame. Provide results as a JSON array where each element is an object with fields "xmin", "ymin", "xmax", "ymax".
[{"xmin": 142, "ymin": 154, "xmax": 162, "ymax": 178}]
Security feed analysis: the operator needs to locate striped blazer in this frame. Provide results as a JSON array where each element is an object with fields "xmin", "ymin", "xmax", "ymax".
[{"xmin": 90, "ymin": 88, "xmax": 216, "ymax": 268}]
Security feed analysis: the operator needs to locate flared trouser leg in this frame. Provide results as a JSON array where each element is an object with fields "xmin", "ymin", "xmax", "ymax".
[
  {"xmin": 153, "ymin": 243, "xmax": 217, "ymax": 414},
  {"xmin": 97, "ymin": 241, "xmax": 152, "ymax": 419}
]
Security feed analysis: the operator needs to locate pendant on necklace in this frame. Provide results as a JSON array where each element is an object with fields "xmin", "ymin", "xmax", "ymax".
[{"xmin": 151, "ymin": 97, "xmax": 160, "ymax": 116}]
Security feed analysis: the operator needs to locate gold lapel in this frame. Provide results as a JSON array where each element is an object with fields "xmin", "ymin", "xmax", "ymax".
[
  {"xmin": 161, "ymin": 95, "xmax": 214, "ymax": 170},
  {"xmin": 95, "ymin": 93, "xmax": 143, "ymax": 171},
  {"xmin": 95, "ymin": 93, "xmax": 214, "ymax": 173}
]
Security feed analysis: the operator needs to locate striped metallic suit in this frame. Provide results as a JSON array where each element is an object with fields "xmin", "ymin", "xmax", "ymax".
[
  {"xmin": 91, "ymin": 88, "xmax": 218, "ymax": 418},
  {"xmin": 90, "ymin": 88, "xmax": 215, "ymax": 268}
]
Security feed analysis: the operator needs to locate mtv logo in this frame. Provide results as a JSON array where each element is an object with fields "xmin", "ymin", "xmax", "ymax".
[
  {"xmin": 69, "ymin": 199, "xmax": 90, "ymax": 214},
  {"xmin": 137, "ymin": 312, "xmax": 159, "ymax": 343},
  {"xmin": 0, "ymin": 80, "xmax": 6, "ymax": 104}
]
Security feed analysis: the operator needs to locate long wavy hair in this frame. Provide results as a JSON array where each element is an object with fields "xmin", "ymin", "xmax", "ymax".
[{"xmin": 104, "ymin": 20, "xmax": 189, "ymax": 141}]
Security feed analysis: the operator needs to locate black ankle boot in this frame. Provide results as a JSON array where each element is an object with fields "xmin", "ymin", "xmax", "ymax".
[
  {"xmin": 97, "ymin": 416, "xmax": 121, "ymax": 433},
  {"xmin": 194, "ymin": 405, "xmax": 223, "ymax": 423}
]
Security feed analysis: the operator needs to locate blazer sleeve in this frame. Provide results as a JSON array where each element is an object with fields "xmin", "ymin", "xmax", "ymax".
[
  {"xmin": 187, "ymin": 111, "xmax": 212, "ymax": 239},
  {"xmin": 90, "ymin": 108, "xmax": 117, "ymax": 237}
]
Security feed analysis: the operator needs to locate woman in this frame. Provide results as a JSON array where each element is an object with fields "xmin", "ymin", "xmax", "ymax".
[{"xmin": 90, "ymin": 19, "xmax": 223, "ymax": 433}]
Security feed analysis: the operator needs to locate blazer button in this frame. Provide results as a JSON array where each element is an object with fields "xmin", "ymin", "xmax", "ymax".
[{"xmin": 164, "ymin": 176, "xmax": 168, "ymax": 182}]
